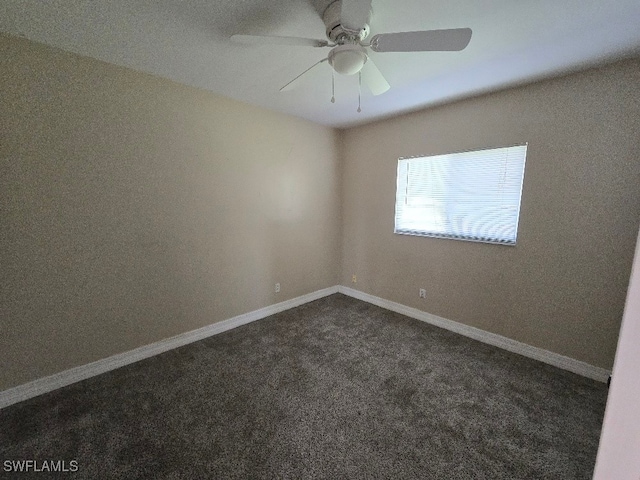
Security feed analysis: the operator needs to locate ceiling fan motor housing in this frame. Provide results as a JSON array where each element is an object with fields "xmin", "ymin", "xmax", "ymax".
[{"xmin": 323, "ymin": 0, "xmax": 370, "ymax": 43}]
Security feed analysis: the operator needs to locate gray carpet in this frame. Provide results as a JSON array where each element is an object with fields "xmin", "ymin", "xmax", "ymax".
[{"xmin": 0, "ymin": 294, "xmax": 608, "ymax": 479}]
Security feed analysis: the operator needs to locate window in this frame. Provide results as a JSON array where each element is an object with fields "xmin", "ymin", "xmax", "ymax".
[{"xmin": 394, "ymin": 144, "xmax": 527, "ymax": 245}]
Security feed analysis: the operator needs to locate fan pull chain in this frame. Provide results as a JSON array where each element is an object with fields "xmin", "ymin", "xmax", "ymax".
[
  {"xmin": 331, "ymin": 70, "xmax": 335, "ymax": 103},
  {"xmin": 357, "ymin": 71, "xmax": 362, "ymax": 113}
]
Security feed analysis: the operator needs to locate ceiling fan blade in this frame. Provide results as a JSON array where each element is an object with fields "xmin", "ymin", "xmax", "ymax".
[
  {"xmin": 370, "ymin": 28, "xmax": 472, "ymax": 52},
  {"xmin": 280, "ymin": 58, "xmax": 329, "ymax": 92},
  {"xmin": 361, "ymin": 58, "xmax": 390, "ymax": 95},
  {"xmin": 340, "ymin": 0, "xmax": 373, "ymax": 32},
  {"xmin": 231, "ymin": 34, "xmax": 329, "ymax": 48}
]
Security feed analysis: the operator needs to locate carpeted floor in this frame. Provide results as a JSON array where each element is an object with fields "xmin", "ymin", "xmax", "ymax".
[{"xmin": 0, "ymin": 294, "xmax": 608, "ymax": 479}]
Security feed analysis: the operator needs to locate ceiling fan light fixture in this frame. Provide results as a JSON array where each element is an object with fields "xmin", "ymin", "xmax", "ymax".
[{"xmin": 328, "ymin": 44, "xmax": 368, "ymax": 75}]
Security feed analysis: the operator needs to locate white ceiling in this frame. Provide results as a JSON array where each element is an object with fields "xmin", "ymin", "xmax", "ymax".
[{"xmin": 2, "ymin": 0, "xmax": 640, "ymax": 128}]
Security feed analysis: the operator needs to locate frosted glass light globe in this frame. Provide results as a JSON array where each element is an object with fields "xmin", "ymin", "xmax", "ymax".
[{"xmin": 328, "ymin": 44, "xmax": 368, "ymax": 75}]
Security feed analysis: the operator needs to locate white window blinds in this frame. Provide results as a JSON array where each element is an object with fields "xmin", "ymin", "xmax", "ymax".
[{"xmin": 394, "ymin": 145, "xmax": 527, "ymax": 245}]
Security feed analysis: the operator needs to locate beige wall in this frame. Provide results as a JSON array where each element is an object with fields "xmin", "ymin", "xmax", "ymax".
[
  {"xmin": 341, "ymin": 59, "xmax": 640, "ymax": 370},
  {"xmin": 0, "ymin": 34, "xmax": 341, "ymax": 390}
]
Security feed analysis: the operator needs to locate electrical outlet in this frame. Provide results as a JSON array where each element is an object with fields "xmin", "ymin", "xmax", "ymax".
[
  {"xmin": 275, "ymin": 283, "xmax": 280, "ymax": 293},
  {"xmin": 352, "ymin": 274, "xmax": 357, "ymax": 283},
  {"xmin": 419, "ymin": 288, "xmax": 426, "ymax": 299}
]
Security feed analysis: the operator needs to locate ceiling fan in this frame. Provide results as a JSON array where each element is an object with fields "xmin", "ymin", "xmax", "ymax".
[{"xmin": 232, "ymin": 0, "xmax": 472, "ymax": 108}]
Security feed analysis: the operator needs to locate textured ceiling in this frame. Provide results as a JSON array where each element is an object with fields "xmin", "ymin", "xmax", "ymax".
[{"xmin": 1, "ymin": 0, "xmax": 640, "ymax": 128}]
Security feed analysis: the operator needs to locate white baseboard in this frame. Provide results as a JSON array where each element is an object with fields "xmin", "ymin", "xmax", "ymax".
[
  {"xmin": 338, "ymin": 286, "xmax": 611, "ymax": 383},
  {"xmin": 1, "ymin": 283, "xmax": 609, "ymax": 409},
  {"xmin": 0, "ymin": 286, "xmax": 339, "ymax": 409}
]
